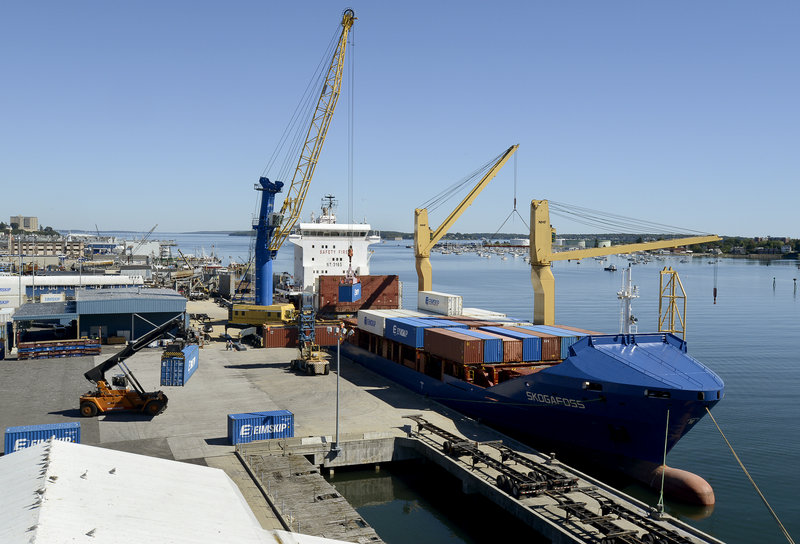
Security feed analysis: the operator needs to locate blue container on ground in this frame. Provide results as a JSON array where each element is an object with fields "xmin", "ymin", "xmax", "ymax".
[
  {"xmin": 385, "ymin": 317, "xmax": 467, "ymax": 348},
  {"xmin": 0, "ymin": 339, "xmax": 4, "ymax": 360},
  {"xmin": 160, "ymin": 344, "xmax": 200, "ymax": 386},
  {"xmin": 479, "ymin": 326, "xmax": 542, "ymax": 361},
  {"xmin": 452, "ymin": 328, "xmax": 503, "ymax": 363},
  {"xmin": 4, "ymin": 422, "xmax": 81, "ymax": 454},
  {"xmin": 339, "ymin": 282, "xmax": 362, "ymax": 302},
  {"xmin": 516, "ymin": 325, "xmax": 581, "ymax": 360},
  {"xmin": 228, "ymin": 410, "xmax": 294, "ymax": 445}
]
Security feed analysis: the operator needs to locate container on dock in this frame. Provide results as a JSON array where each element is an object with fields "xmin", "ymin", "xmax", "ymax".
[
  {"xmin": 338, "ymin": 282, "xmax": 362, "ymax": 303},
  {"xmin": 317, "ymin": 275, "xmax": 401, "ymax": 314},
  {"xmin": 160, "ymin": 344, "xmax": 199, "ymax": 386},
  {"xmin": 262, "ymin": 325, "xmax": 299, "ymax": 348},
  {"xmin": 448, "ymin": 328, "xmax": 504, "ymax": 363},
  {"xmin": 417, "ymin": 290, "xmax": 463, "ymax": 316},
  {"xmin": 227, "ymin": 410, "xmax": 294, "ymax": 445},
  {"xmin": 479, "ymin": 326, "xmax": 542, "ymax": 362},
  {"xmin": 505, "ymin": 326, "xmax": 561, "ymax": 361},
  {"xmin": 384, "ymin": 317, "xmax": 467, "ymax": 348},
  {"xmin": 40, "ymin": 292, "xmax": 66, "ymax": 303},
  {"xmin": 424, "ymin": 328, "xmax": 484, "ymax": 364},
  {"xmin": 4, "ymin": 422, "xmax": 81, "ymax": 454}
]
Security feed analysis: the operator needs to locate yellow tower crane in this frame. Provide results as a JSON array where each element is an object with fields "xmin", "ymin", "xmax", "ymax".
[
  {"xmin": 414, "ymin": 144, "xmax": 518, "ymax": 292},
  {"xmin": 528, "ymin": 199, "xmax": 721, "ymax": 325}
]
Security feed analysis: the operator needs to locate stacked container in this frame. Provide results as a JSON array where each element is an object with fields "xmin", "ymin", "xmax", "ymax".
[
  {"xmin": 227, "ymin": 410, "xmax": 294, "ymax": 445},
  {"xmin": 417, "ymin": 291, "xmax": 463, "ymax": 316},
  {"xmin": 423, "ymin": 328, "xmax": 484, "ymax": 364},
  {"xmin": 160, "ymin": 344, "xmax": 199, "ymax": 386},
  {"xmin": 384, "ymin": 317, "xmax": 468, "ymax": 348},
  {"xmin": 504, "ymin": 326, "xmax": 561, "ymax": 361},
  {"xmin": 357, "ymin": 309, "xmax": 427, "ymax": 336},
  {"xmin": 479, "ymin": 326, "xmax": 542, "ymax": 362},
  {"xmin": 4, "ymin": 422, "xmax": 81, "ymax": 454},
  {"xmin": 473, "ymin": 329, "xmax": 523, "ymax": 362},
  {"xmin": 516, "ymin": 325, "xmax": 584, "ymax": 359},
  {"xmin": 448, "ymin": 328, "xmax": 504, "ymax": 363}
]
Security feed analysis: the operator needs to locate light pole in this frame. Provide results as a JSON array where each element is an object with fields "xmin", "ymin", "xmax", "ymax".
[{"xmin": 331, "ymin": 324, "xmax": 353, "ymax": 454}]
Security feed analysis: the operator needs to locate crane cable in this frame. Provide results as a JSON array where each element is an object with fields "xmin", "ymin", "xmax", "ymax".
[
  {"xmin": 548, "ymin": 200, "xmax": 713, "ymax": 237},
  {"xmin": 705, "ymin": 407, "xmax": 796, "ymax": 544},
  {"xmin": 490, "ymin": 152, "xmax": 529, "ymax": 240},
  {"xmin": 346, "ymin": 21, "xmax": 356, "ymax": 277},
  {"xmin": 418, "ymin": 149, "xmax": 507, "ymax": 213}
]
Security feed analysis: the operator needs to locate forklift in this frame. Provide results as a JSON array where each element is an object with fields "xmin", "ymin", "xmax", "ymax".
[
  {"xmin": 289, "ymin": 296, "xmax": 329, "ymax": 375},
  {"xmin": 79, "ymin": 314, "xmax": 184, "ymax": 417}
]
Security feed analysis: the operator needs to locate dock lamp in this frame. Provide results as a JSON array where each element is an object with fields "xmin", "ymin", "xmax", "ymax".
[{"xmin": 330, "ymin": 324, "xmax": 354, "ymax": 454}]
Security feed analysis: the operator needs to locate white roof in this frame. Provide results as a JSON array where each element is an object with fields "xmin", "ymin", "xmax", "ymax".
[{"xmin": 0, "ymin": 440, "xmax": 353, "ymax": 544}]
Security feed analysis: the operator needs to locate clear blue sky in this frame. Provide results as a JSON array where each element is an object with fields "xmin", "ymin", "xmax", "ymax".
[{"xmin": 2, "ymin": 1, "xmax": 798, "ymax": 237}]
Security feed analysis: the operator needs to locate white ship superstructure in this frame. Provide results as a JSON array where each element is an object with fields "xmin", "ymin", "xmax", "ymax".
[{"xmin": 287, "ymin": 196, "xmax": 380, "ymax": 291}]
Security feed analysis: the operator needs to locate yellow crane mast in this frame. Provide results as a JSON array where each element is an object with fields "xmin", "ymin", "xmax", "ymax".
[
  {"xmin": 414, "ymin": 144, "xmax": 518, "ymax": 292},
  {"xmin": 528, "ymin": 199, "xmax": 721, "ymax": 325}
]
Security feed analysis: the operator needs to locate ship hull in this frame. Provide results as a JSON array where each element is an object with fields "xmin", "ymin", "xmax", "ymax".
[{"xmin": 341, "ymin": 333, "xmax": 722, "ymax": 479}]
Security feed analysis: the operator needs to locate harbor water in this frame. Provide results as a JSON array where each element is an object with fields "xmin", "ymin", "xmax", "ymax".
[{"xmin": 166, "ymin": 232, "xmax": 799, "ymax": 544}]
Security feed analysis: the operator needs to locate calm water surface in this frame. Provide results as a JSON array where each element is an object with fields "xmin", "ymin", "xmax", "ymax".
[{"xmin": 162, "ymin": 232, "xmax": 799, "ymax": 544}]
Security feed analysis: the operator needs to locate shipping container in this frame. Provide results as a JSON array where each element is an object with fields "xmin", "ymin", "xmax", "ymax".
[
  {"xmin": 424, "ymin": 328, "xmax": 484, "ymax": 364},
  {"xmin": 479, "ymin": 326, "xmax": 542, "ymax": 362},
  {"xmin": 40, "ymin": 292, "xmax": 66, "ymax": 303},
  {"xmin": 461, "ymin": 307, "xmax": 507, "ymax": 318},
  {"xmin": 451, "ymin": 328, "xmax": 504, "ymax": 363},
  {"xmin": 160, "ymin": 344, "xmax": 199, "ymax": 386},
  {"xmin": 317, "ymin": 275, "xmax": 401, "ymax": 314},
  {"xmin": 357, "ymin": 309, "xmax": 426, "ymax": 336},
  {"xmin": 505, "ymin": 326, "xmax": 561, "ymax": 361},
  {"xmin": 475, "ymin": 329, "xmax": 523, "ymax": 362},
  {"xmin": 417, "ymin": 290, "xmax": 463, "ymax": 316},
  {"xmin": 227, "ymin": 410, "xmax": 294, "ymax": 445},
  {"xmin": 4, "ymin": 422, "xmax": 81, "ymax": 454},
  {"xmin": 384, "ymin": 317, "xmax": 467, "ymax": 348},
  {"xmin": 555, "ymin": 324, "xmax": 604, "ymax": 335},
  {"xmin": 338, "ymin": 282, "xmax": 362, "ymax": 302},
  {"xmin": 262, "ymin": 325, "xmax": 299, "ymax": 348},
  {"xmin": 516, "ymin": 325, "xmax": 583, "ymax": 359}
]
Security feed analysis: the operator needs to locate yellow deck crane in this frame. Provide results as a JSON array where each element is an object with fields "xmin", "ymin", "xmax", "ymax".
[
  {"xmin": 415, "ymin": 145, "xmax": 518, "ymax": 291},
  {"xmin": 528, "ymin": 199, "xmax": 721, "ymax": 325}
]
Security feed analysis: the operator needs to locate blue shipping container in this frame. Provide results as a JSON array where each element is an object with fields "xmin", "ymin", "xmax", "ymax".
[
  {"xmin": 516, "ymin": 325, "xmax": 581, "ymax": 359},
  {"xmin": 384, "ymin": 317, "xmax": 467, "ymax": 348},
  {"xmin": 339, "ymin": 282, "xmax": 362, "ymax": 302},
  {"xmin": 4, "ymin": 422, "xmax": 81, "ymax": 454},
  {"xmin": 160, "ymin": 344, "xmax": 200, "ymax": 386},
  {"xmin": 228, "ymin": 410, "xmax": 294, "ymax": 445},
  {"xmin": 453, "ymin": 328, "xmax": 503, "ymax": 363},
  {"xmin": 480, "ymin": 326, "xmax": 542, "ymax": 362}
]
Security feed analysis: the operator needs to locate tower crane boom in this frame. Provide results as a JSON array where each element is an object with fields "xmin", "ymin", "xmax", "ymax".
[{"xmin": 254, "ymin": 9, "xmax": 356, "ymax": 306}]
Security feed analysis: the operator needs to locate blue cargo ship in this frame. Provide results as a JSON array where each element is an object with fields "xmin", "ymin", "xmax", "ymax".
[{"xmin": 342, "ymin": 323, "xmax": 724, "ymax": 504}]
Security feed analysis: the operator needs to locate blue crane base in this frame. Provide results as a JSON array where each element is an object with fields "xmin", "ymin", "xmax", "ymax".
[{"xmin": 254, "ymin": 177, "xmax": 283, "ymax": 306}]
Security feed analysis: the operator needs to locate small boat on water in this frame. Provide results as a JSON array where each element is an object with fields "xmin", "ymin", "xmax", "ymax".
[{"xmin": 604, "ymin": 264, "xmax": 617, "ymax": 271}]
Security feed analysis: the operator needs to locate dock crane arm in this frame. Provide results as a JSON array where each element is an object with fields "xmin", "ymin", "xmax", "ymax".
[
  {"xmin": 268, "ymin": 9, "xmax": 356, "ymax": 252},
  {"xmin": 528, "ymin": 199, "xmax": 721, "ymax": 325},
  {"xmin": 415, "ymin": 144, "xmax": 519, "ymax": 291},
  {"xmin": 254, "ymin": 9, "xmax": 356, "ymax": 305}
]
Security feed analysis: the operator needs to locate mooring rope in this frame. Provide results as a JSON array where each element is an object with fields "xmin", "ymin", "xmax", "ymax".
[{"xmin": 705, "ymin": 407, "xmax": 795, "ymax": 544}]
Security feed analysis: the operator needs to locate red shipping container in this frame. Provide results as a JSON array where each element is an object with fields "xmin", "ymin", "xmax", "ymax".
[
  {"xmin": 262, "ymin": 326, "xmax": 299, "ymax": 348},
  {"xmin": 475, "ymin": 329, "xmax": 523, "ymax": 363},
  {"xmin": 317, "ymin": 275, "xmax": 401, "ymax": 314},
  {"xmin": 424, "ymin": 328, "xmax": 483, "ymax": 365},
  {"xmin": 504, "ymin": 326, "xmax": 561, "ymax": 361}
]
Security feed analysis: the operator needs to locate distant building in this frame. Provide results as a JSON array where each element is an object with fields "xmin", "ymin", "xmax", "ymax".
[{"xmin": 9, "ymin": 215, "xmax": 38, "ymax": 232}]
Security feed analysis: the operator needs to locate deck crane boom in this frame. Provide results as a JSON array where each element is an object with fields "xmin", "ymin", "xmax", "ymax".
[
  {"xmin": 528, "ymin": 199, "xmax": 721, "ymax": 325},
  {"xmin": 414, "ymin": 145, "xmax": 518, "ymax": 292},
  {"xmin": 254, "ymin": 9, "xmax": 356, "ymax": 306}
]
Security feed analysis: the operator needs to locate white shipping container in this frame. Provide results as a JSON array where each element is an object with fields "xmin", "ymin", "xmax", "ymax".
[
  {"xmin": 357, "ymin": 309, "xmax": 426, "ymax": 336},
  {"xmin": 417, "ymin": 290, "xmax": 463, "ymax": 316},
  {"xmin": 462, "ymin": 307, "xmax": 507, "ymax": 318},
  {"xmin": 40, "ymin": 292, "xmax": 66, "ymax": 303},
  {"xmin": 0, "ymin": 307, "xmax": 14, "ymax": 324}
]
